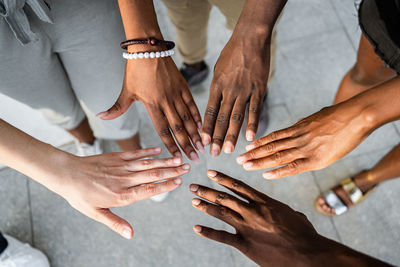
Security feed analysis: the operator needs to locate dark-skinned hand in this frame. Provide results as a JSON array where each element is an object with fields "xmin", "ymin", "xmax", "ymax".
[
  {"xmin": 202, "ymin": 36, "xmax": 271, "ymax": 156},
  {"xmin": 189, "ymin": 170, "xmax": 325, "ymax": 266},
  {"xmin": 189, "ymin": 171, "xmax": 388, "ymax": 266},
  {"xmin": 98, "ymin": 57, "xmax": 204, "ymax": 163}
]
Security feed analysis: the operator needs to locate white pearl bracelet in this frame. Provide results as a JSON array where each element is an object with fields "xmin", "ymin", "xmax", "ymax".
[{"xmin": 122, "ymin": 49, "xmax": 175, "ymax": 60}]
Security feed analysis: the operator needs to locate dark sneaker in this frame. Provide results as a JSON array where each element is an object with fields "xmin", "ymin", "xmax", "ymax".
[{"xmin": 180, "ymin": 61, "xmax": 209, "ymax": 87}]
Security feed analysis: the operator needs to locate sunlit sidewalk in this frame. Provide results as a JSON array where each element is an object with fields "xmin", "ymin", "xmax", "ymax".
[{"xmin": 1, "ymin": 0, "xmax": 399, "ymax": 266}]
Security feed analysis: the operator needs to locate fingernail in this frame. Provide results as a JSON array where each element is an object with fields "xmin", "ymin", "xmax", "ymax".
[
  {"xmin": 193, "ymin": 225, "xmax": 202, "ymax": 233},
  {"xmin": 236, "ymin": 155, "xmax": 245, "ymax": 164},
  {"xmin": 192, "ymin": 198, "xmax": 201, "ymax": 206},
  {"xmin": 196, "ymin": 141, "xmax": 205, "ymax": 154},
  {"xmin": 263, "ymin": 172, "xmax": 274, "ymax": 179},
  {"xmin": 223, "ymin": 142, "xmax": 234, "ymax": 154},
  {"xmin": 197, "ymin": 121, "xmax": 202, "ymax": 130},
  {"xmin": 210, "ymin": 144, "xmax": 220, "ymax": 157},
  {"xmin": 174, "ymin": 151, "xmax": 182, "ymax": 158},
  {"xmin": 207, "ymin": 170, "xmax": 217, "ymax": 178},
  {"xmin": 243, "ymin": 162, "xmax": 253, "ymax": 170},
  {"xmin": 154, "ymin": 147, "xmax": 162, "ymax": 153},
  {"xmin": 246, "ymin": 144, "xmax": 255, "ymax": 151},
  {"xmin": 122, "ymin": 227, "xmax": 132, "ymax": 239},
  {"xmin": 190, "ymin": 184, "xmax": 199, "ymax": 192},
  {"xmin": 182, "ymin": 163, "xmax": 191, "ymax": 170},
  {"xmin": 173, "ymin": 157, "xmax": 182, "ymax": 164},
  {"xmin": 190, "ymin": 152, "xmax": 200, "ymax": 164},
  {"xmin": 96, "ymin": 111, "xmax": 108, "ymax": 118},
  {"xmin": 246, "ymin": 131, "xmax": 255, "ymax": 141},
  {"xmin": 202, "ymin": 134, "xmax": 211, "ymax": 146},
  {"xmin": 174, "ymin": 178, "xmax": 182, "ymax": 185}
]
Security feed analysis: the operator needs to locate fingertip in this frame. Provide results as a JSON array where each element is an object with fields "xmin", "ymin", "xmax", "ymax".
[
  {"xmin": 182, "ymin": 163, "xmax": 191, "ymax": 171},
  {"xmin": 190, "ymin": 184, "xmax": 199, "ymax": 192},
  {"xmin": 191, "ymin": 198, "xmax": 201, "ymax": 206},
  {"xmin": 243, "ymin": 162, "xmax": 253, "ymax": 170},
  {"xmin": 121, "ymin": 226, "xmax": 133, "ymax": 240},
  {"xmin": 246, "ymin": 131, "xmax": 256, "ymax": 141},
  {"xmin": 262, "ymin": 172, "xmax": 275, "ymax": 180},
  {"xmin": 210, "ymin": 144, "xmax": 220, "ymax": 157},
  {"xmin": 197, "ymin": 121, "xmax": 202, "ymax": 130},
  {"xmin": 193, "ymin": 225, "xmax": 202, "ymax": 233},
  {"xmin": 236, "ymin": 155, "xmax": 245, "ymax": 165},
  {"xmin": 153, "ymin": 147, "xmax": 162, "ymax": 153},
  {"xmin": 223, "ymin": 141, "xmax": 234, "ymax": 154},
  {"xmin": 190, "ymin": 151, "xmax": 201, "ymax": 164},
  {"xmin": 96, "ymin": 111, "xmax": 108, "ymax": 118},
  {"xmin": 207, "ymin": 170, "xmax": 217, "ymax": 178},
  {"xmin": 174, "ymin": 177, "xmax": 183, "ymax": 185},
  {"xmin": 201, "ymin": 133, "xmax": 211, "ymax": 146}
]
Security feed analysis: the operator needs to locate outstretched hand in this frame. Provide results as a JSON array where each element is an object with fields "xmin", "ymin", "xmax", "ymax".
[
  {"xmin": 59, "ymin": 147, "xmax": 189, "ymax": 239},
  {"xmin": 189, "ymin": 171, "xmax": 325, "ymax": 266},
  {"xmin": 202, "ymin": 37, "xmax": 271, "ymax": 156},
  {"xmin": 98, "ymin": 58, "xmax": 204, "ymax": 163},
  {"xmin": 237, "ymin": 103, "xmax": 372, "ymax": 179}
]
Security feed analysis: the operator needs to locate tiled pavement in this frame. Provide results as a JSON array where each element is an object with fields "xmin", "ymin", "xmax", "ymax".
[{"xmin": 1, "ymin": 0, "xmax": 399, "ymax": 266}]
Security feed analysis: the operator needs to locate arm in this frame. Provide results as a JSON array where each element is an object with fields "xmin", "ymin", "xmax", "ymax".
[
  {"xmin": 202, "ymin": 0, "xmax": 286, "ymax": 156},
  {"xmin": 237, "ymin": 76, "xmax": 400, "ymax": 179},
  {"xmin": 190, "ymin": 171, "xmax": 390, "ymax": 266},
  {"xmin": 98, "ymin": 0, "xmax": 203, "ymax": 163},
  {"xmin": 0, "ymin": 119, "xmax": 189, "ymax": 238}
]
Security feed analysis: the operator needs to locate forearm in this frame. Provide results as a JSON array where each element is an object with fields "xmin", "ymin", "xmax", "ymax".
[
  {"xmin": 0, "ymin": 119, "xmax": 70, "ymax": 193},
  {"xmin": 117, "ymin": 0, "xmax": 163, "ymax": 52},
  {"xmin": 232, "ymin": 0, "xmax": 286, "ymax": 43},
  {"xmin": 313, "ymin": 236, "xmax": 390, "ymax": 266},
  {"xmin": 341, "ymin": 76, "xmax": 400, "ymax": 134}
]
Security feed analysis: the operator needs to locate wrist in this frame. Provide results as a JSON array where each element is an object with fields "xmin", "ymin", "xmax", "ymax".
[
  {"xmin": 27, "ymin": 142, "xmax": 77, "ymax": 195},
  {"xmin": 230, "ymin": 25, "xmax": 272, "ymax": 52}
]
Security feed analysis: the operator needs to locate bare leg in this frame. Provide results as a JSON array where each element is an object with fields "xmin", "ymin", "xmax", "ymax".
[
  {"xmin": 67, "ymin": 117, "xmax": 95, "ymax": 145},
  {"xmin": 317, "ymin": 34, "xmax": 399, "ymax": 215},
  {"xmin": 334, "ymin": 34, "xmax": 396, "ymax": 104}
]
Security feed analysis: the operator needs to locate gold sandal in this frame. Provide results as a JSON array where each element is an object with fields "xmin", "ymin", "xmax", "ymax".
[{"xmin": 315, "ymin": 177, "xmax": 376, "ymax": 216}]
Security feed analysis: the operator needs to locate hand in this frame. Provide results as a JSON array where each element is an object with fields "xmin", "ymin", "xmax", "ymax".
[
  {"xmin": 236, "ymin": 103, "xmax": 373, "ymax": 179},
  {"xmin": 202, "ymin": 37, "xmax": 271, "ymax": 156},
  {"xmin": 56, "ymin": 147, "xmax": 189, "ymax": 239},
  {"xmin": 189, "ymin": 171, "xmax": 330, "ymax": 266},
  {"xmin": 97, "ymin": 57, "xmax": 204, "ymax": 163}
]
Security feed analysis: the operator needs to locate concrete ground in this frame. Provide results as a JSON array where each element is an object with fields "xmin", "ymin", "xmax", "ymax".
[{"xmin": 1, "ymin": 0, "xmax": 400, "ymax": 266}]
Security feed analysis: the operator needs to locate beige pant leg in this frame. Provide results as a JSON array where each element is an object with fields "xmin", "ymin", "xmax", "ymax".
[
  {"xmin": 208, "ymin": 0, "xmax": 279, "ymax": 82},
  {"xmin": 161, "ymin": 0, "xmax": 212, "ymax": 64}
]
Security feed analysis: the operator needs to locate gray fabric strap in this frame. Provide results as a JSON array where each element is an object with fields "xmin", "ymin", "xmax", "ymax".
[
  {"xmin": 322, "ymin": 190, "xmax": 348, "ymax": 215},
  {"xmin": 0, "ymin": 0, "xmax": 53, "ymax": 45}
]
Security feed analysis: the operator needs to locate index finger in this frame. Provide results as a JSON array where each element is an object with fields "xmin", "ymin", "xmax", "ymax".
[
  {"xmin": 245, "ymin": 126, "xmax": 299, "ymax": 151},
  {"xmin": 206, "ymin": 170, "xmax": 266, "ymax": 203}
]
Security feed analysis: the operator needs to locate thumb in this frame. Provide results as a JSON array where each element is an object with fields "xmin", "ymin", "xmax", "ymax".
[
  {"xmin": 97, "ymin": 89, "xmax": 133, "ymax": 120},
  {"xmin": 94, "ymin": 208, "xmax": 134, "ymax": 239}
]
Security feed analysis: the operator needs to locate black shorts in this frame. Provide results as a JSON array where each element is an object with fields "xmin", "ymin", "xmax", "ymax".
[{"xmin": 359, "ymin": 0, "xmax": 400, "ymax": 73}]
